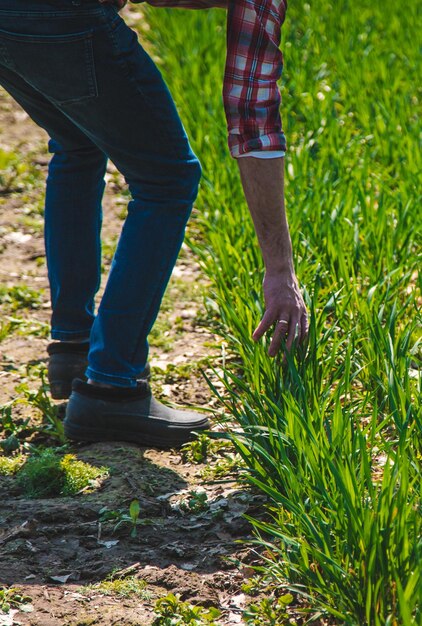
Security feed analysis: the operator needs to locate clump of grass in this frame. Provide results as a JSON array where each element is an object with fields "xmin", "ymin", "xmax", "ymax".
[
  {"xmin": 60, "ymin": 454, "xmax": 109, "ymax": 496},
  {"xmin": 0, "ymin": 454, "xmax": 25, "ymax": 476},
  {"xmin": 83, "ymin": 575, "xmax": 152, "ymax": 600},
  {"xmin": 16, "ymin": 449, "xmax": 109, "ymax": 498},
  {"xmin": 16, "ymin": 449, "xmax": 64, "ymax": 497}
]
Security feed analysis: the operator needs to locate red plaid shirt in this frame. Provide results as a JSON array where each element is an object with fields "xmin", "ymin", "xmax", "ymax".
[{"xmin": 100, "ymin": 0, "xmax": 287, "ymax": 157}]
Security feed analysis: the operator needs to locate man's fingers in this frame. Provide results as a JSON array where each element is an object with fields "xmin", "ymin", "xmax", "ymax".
[
  {"xmin": 254, "ymin": 309, "xmax": 308, "ymax": 358},
  {"xmin": 252, "ymin": 310, "xmax": 275, "ymax": 342},
  {"xmin": 268, "ymin": 318, "xmax": 290, "ymax": 357},
  {"xmin": 285, "ymin": 315, "xmax": 301, "ymax": 353}
]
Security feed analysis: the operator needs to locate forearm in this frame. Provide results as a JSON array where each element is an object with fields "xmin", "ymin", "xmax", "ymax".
[{"xmin": 237, "ymin": 156, "xmax": 293, "ymax": 275}]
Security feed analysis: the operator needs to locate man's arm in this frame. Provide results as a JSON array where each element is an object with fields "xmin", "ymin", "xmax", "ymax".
[
  {"xmin": 224, "ymin": 0, "xmax": 307, "ymax": 354},
  {"xmin": 237, "ymin": 156, "xmax": 307, "ymax": 355}
]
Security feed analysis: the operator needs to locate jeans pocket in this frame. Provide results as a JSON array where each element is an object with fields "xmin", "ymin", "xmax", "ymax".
[{"xmin": 0, "ymin": 28, "xmax": 98, "ymax": 105}]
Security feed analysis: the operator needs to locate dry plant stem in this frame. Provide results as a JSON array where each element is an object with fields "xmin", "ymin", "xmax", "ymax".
[{"xmin": 236, "ymin": 156, "xmax": 308, "ymax": 355}]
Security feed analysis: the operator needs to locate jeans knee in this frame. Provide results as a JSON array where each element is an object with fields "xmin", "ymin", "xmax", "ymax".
[
  {"xmin": 184, "ymin": 155, "xmax": 202, "ymax": 203},
  {"xmin": 128, "ymin": 153, "xmax": 202, "ymax": 210},
  {"xmin": 158, "ymin": 155, "xmax": 201, "ymax": 213},
  {"xmin": 173, "ymin": 154, "xmax": 202, "ymax": 207}
]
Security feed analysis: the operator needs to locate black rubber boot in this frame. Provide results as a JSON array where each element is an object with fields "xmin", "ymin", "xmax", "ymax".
[
  {"xmin": 47, "ymin": 342, "xmax": 90, "ymax": 400},
  {"xmin": 64, "ymin": 379, "xmax": 210, "ymax": 448},
  {"xmin": 47, "ymin": 343, "xmax": 151, "ymax": 400}
]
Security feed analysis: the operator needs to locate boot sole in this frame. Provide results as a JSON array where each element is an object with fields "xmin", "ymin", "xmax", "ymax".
[{"xmin": 63, "ymin": 420, "xmax": 208, "ymax": 449}]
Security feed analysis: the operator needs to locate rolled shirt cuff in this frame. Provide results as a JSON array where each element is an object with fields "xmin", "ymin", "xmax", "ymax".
[
  {"xmin": 228, "ymin": 131, "xmax": 287, "ymax": 158},
  {"xmin": 236, "ymin": 150, "xmax": 285, "ymax": 159}
]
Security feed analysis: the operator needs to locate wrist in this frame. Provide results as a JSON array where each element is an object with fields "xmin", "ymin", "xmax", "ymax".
[
  {"xmin": 265, "ymin": 263, "xmax": 295, "ymax": 279},
  {"xmin": 263, "ymin": 243, "xmax": 294, "ymax": 276}
]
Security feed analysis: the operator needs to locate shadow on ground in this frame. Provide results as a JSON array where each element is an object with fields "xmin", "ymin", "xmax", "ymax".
[{"xmin": 0, "ymin": 441, "xmax": 259, "ymax": 624}]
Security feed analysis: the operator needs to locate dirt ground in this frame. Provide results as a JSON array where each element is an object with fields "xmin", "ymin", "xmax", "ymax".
[{"xmin": 0, "ymin": 84, "xmax": 267, "ymax": 626}]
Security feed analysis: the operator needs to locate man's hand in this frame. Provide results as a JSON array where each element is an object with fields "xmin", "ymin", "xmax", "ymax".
[{"xmin": 253, "ymin": 270, "xmax": 308, "ymax": 356}]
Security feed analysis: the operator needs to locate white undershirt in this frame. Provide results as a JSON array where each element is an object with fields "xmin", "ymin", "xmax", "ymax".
[{"xmin": 236, "ymin": 150, "xmax": 285, "ymax": 159}]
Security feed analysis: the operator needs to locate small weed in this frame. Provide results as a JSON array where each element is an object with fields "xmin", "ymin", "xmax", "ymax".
[
  {"xmin": 22, "ymin": 198, "xmax": 44, "ymax": 218},
  {"xmin": 0, "ymin": 586, "xmax": 32, "ymax": 613},
  {"xmin": 99, "ymin": 499, "xmax": 150, "ymax": 537},
  {"xmin": 17, "ymin": 214, "xmax": 43, "ymax": 233},
  {"xmin": 149, "ymin": 318, "xmax": 174, "ymax": 351},
  {"xmin": 0, "ymin": 434, "xmax": 20, "ymax": 454},
  {"xmin": 243, "ymin": 595, "xmax": 296, "ymax": 626},
  {"xmin": 15, "ymin": 372, "xmax": 65, "ymax": 443},
  {"xmin": 241, "ymin": 575, "xmax": 280, "ymax": 598},
  {"xmin": 102, "ymin": 236, "xmax": 118, "ymax": 264},
  {"xmin": 0, "ymin": 316, "xmax": 50, "ymax": 340},
  {"xmin": 82, "ymin": 575, "xmax": 152, "ymax": 600},
  {"xmin": 155, "ymin": 362, "xmax": 193, "ymax": 384},
  {"xmin": 16, "ymin": 448, "xmax": 109, "ymax": 498},
  {"xmin": 0, "ymin": 285, "xmax": 43, "ymax": 311},
  {"xmin": 181, "ymin": 433, "xmax": 233, "ymax": 464},
  {"xmin": 0, "ymin": 402, "xmax": 31, "ymax": 446},
  {"xmin": 0, "ymin": 149, "xmax": 27, "ymax": 193},
  {"xmin": 200, "ymin": 454, "xmax": 244, "ymax": 481},
  {"xmin": 0, "ymin": 317, "xmax": 25, "ymax": 342},
  {"xmin": 152, "ymin": 593, "xmax": 221, "ymax": 625},
  {"xmin": 178, "ymin": 489, "xmax": 209, "ymax": 514}
]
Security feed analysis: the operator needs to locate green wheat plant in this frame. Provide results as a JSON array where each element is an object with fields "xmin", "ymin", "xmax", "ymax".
[{"xmin": 135, "ymin": 0, "xmax": 421, "ymax": 622}]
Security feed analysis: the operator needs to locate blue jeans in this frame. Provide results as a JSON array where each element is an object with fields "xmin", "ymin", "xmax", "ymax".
[{"xmin": 0, "ymin": 0, "xmax": 201, "ymax": 387}]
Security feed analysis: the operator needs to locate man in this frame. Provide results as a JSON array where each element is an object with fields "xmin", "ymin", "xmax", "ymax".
[{"xmin": 0, "ymin": 0, "xmax": 307, "ymax": 448}]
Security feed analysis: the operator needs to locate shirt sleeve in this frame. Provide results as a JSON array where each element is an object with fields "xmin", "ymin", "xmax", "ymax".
[{"xmin": 224, "ymin": 0, "xmax": 287, "ymax": 157}]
